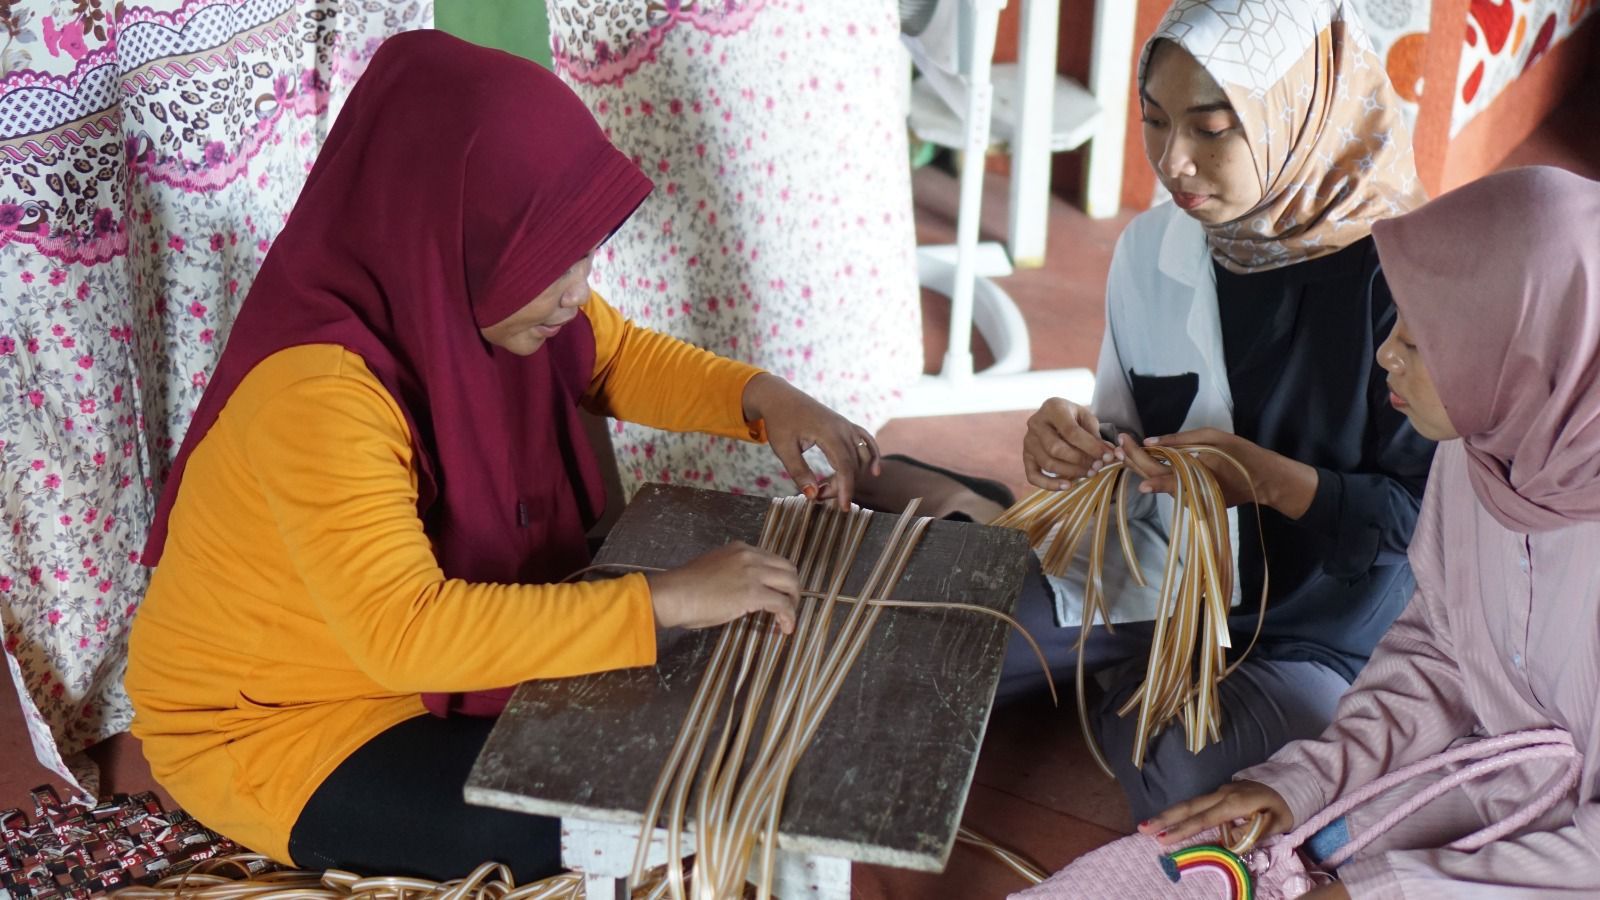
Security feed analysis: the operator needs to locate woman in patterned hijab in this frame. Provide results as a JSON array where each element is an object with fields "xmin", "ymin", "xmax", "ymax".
[
  {"xmin": 984, "ymin": 0, "xmax": 1441, "ymax": 822},
  {"xmin": 1142, "ymin": 0, "xmax": 1425, "ymax": 271}
]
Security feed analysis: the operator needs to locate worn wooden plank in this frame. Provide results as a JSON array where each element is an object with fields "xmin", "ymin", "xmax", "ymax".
[{"xmin": 465, "ymin": 485, "xmax": 1030, "ymax": 872}]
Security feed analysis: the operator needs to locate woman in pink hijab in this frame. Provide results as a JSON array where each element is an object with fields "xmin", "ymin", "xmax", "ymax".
[{"xmin": 1145, "ymin": 166, "xmax": 1600, "ymax": 897}]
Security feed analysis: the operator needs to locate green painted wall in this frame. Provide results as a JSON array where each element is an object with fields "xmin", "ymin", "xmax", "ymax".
[{"xmin": 435, "ymin": 0, "xmax": 552, "ymax": 67}]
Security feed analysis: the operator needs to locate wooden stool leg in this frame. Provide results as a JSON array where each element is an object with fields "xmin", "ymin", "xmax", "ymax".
[
  {"xmin": 583, "ymin": 873, "xmax": 628, "ymax": 899},
  {"xmin": 771, "ymin": 853, "xmax": 851, "ymax": 900}
]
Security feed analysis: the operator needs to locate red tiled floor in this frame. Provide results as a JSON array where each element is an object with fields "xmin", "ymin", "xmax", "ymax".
[
  {"xmin": 878, "ymin": 167, "xmax": 1131, "ymax": 505},
  {"xmin": 0, "ymin": 662, "xmax": 173, "ymax": 813},
  {"xmin": 0, "ymin": 661, "xmax": 60, "ymax": 800}
]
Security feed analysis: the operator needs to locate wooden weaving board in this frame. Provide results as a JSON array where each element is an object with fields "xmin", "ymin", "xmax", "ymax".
[{"xmin": 464, "ymin": 484, "xmax": 1031, "ymax": 872}]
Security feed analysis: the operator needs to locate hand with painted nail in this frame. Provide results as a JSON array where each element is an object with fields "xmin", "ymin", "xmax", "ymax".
[
  {"xmin": 1136, "ymin": 428, "xmax": 1319, "ymax": 518},
  {"xmin": 1140, "ymin": 780, "xmax": 1292, "ymax": 848},
  {"xmin": 1022, "ymin": 398, "xmax": 1115, "ymax": 490},
  {"xmin": 741, "ymin": 373, "xmax": 880, "ymax": 509}
]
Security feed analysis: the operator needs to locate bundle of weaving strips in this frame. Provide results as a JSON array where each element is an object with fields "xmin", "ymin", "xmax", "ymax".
[
  {"xmin": 992, "ymin": 446, "xmax": 1268, "ymax": 774},
  {"xmin": 630, "ymin": 496, "xmax": 929, "ymax": 899}
]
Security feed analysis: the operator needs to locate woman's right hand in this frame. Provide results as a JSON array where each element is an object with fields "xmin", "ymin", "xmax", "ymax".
[
  {"xmin": 646, "ymin": 541, "xmax": 800, "ymax": 634},
  {"xmin": 1023, "ymin": 398, "xmax": 1116, "ymax": 490},
  {"xmin": 1139, "ymin": 780, "xmax": 1293, "ymax": 847}
]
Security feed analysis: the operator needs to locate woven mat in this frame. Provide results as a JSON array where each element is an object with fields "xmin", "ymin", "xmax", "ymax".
[{"xmin": 1, "ymin": 785, "xmax": 244, "ymax": 899}]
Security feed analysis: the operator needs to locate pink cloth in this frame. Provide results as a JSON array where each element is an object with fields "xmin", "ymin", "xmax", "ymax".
[{"xmin": 1238, "ymin": 169, "xmax": 1600, "ymax": 897}]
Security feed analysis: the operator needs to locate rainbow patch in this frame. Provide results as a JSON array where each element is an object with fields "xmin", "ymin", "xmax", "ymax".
[{"xmin": 1161, "ymin": 844, "xmax": 1254, "ymax": 898}]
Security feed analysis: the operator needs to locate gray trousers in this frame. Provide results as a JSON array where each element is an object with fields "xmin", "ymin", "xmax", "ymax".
[{"xmin": 997, "ymin": 558, "xmax": 1350, "ymax": 824}]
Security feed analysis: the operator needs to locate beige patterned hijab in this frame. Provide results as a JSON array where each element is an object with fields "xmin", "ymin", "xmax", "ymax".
[{"xmin": 1142, "ymin": 0, "xmax": 1425, "ymax": 273}]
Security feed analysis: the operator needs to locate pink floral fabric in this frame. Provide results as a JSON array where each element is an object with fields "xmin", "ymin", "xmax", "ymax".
[
  {"xmin": 548, "ymin": 0, "xmax": 922, "ymax": 497},
  {"xmin": 0, "ymin": 0, "xmax": 427, "ymax": 794}
]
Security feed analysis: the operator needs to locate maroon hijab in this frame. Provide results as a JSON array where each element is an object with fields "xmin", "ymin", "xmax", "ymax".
[{"xmin": 143, "ymin": 31, "xmax": 654, "ymax": 715}]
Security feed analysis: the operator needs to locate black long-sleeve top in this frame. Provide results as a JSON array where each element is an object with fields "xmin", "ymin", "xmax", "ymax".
[
  {"xmin": 1097, "ymin": 204, "xmax": 1437, "ymax": 682},
  {"xmin": 1207, "ymin": 236, "xmax": 1435, "ymax": 679}
]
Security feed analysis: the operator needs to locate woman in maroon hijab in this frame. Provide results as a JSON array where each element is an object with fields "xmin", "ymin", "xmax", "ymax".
[{"xmin": 125, "ymin": 31, "xmax": 881, "ymax": 880}]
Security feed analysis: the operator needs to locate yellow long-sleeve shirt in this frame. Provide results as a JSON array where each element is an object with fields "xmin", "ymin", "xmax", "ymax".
[{"xmin": 126, "ymin": 292, "xmax": 765, "ymax": 863}]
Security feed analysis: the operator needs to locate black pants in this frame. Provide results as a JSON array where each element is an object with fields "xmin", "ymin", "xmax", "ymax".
[{"xmin": 288, "ymin": 714, "xmax": 562, "ymax": 882}]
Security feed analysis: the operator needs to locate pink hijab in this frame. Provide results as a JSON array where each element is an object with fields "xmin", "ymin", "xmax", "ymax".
[{"xmin": 1373, "ymin": 167, "xmax": 1600, "ymax": 532}]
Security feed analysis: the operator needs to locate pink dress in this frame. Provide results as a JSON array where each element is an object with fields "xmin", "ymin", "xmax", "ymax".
[{"xmin": 1240, "ymin": 440, "xmax": 1600, "ymax": 896}]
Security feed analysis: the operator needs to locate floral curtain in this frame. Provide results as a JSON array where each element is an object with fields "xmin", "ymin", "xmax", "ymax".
[
  {"xmin": 1, "ymin": 0, "xmax": 430, "ymax": 793},
  {"xmin": 546, "ymin": 0, "xmax": 923, "ymax": 499}
]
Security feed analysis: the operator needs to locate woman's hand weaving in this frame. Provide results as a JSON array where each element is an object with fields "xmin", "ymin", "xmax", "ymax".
[
  {"xmin": 647, "ymin": 541, "xmax": 801, "ymax": 634},
  {"xmin": 741, "ymin": 373, "xmax": 880, "ymax": 509},
  {"xmin": 1122, "ymin": 429, "xmax": 1318, "ymax": 518},
  {"xmin": 1023, "ymin": 398, "xmax": 1117, "ymax": 489}
]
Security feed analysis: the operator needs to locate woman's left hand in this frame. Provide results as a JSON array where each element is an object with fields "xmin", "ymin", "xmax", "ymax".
[
  {"xmin": 1143, "ymin": 780, "xmax": 1293, "ymax": 848},
  {"xmin": 742, "ymin": 373, "xmax": 880, "ymax": 509},
  {"xmin": 1117, "ymin": 428, "xmax": 1318, "ymax": 518}
]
